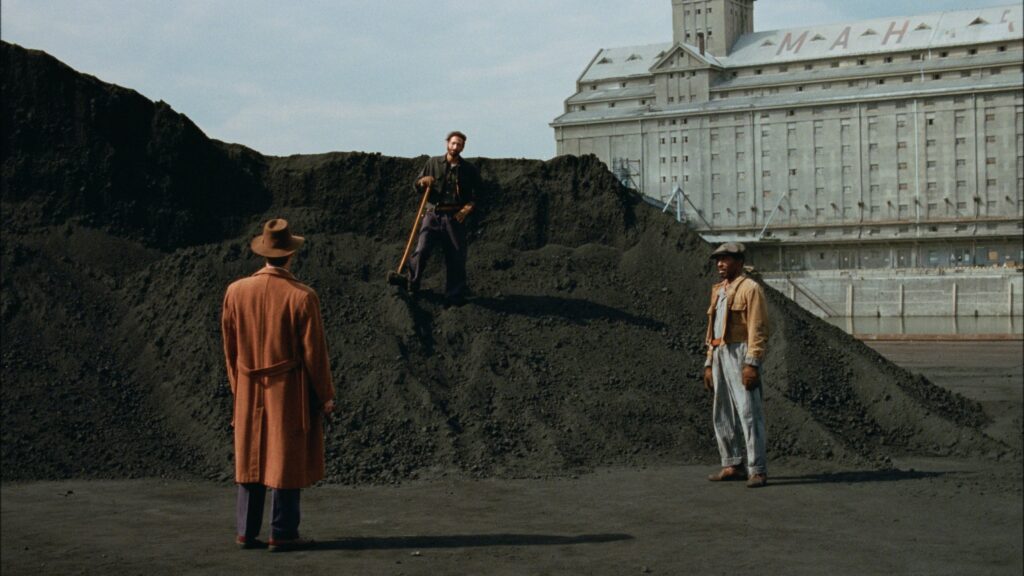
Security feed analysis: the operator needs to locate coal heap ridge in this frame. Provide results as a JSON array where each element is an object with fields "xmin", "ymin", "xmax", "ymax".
[{"xmin": 0, "ymin": 41, "xmax": 1007, "ymax": 484}]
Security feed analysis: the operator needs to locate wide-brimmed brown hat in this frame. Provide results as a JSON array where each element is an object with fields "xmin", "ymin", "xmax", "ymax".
[{"xmin": 250, "ymin": 218, "xmax": 305, "ymax": 257}]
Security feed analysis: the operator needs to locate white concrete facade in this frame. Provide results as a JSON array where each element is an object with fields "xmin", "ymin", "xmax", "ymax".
[{"xmin": 552, "ymin": 2, "xmax": 1024, "ymax": 271}]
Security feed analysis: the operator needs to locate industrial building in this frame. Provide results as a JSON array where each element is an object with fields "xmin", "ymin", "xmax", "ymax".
[{"xmin": 551, "ymin": 1, "xmax": 1024, "ymax": 273}]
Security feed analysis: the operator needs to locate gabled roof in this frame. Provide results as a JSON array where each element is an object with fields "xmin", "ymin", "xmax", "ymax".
[
  {"xmin": 648, "ymin": 42, "xmax": 724, "ymax": 72},
  {"xmin": 722, "ymin": 4, "xmax": 1022, "ymax": 67},
  {"xmin": 578, "ymin": 43, "xmax": 672, "ymax": 83}
]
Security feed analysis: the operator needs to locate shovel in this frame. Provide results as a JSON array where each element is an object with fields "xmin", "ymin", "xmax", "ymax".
[{"xmin": 386, "ymin": 183, "xmax": 431, "ymax": 287}]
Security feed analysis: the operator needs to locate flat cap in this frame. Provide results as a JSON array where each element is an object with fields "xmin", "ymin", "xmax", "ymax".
[{"xmin": 709, "ymin": 242, "xmax": 746, "ymax": 259}]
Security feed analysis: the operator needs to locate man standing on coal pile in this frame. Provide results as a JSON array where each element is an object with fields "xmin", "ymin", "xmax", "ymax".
[
  {"xmin": 702, "ymin": 242, "xmax": 769, "ymax": 488},
  {"xmin": 221, "ymin": 218, "xmax": 336, "ymax": 551},
  {"xmin": 406, "ymin": 130, "xmax": 480, "ymax": 306}
]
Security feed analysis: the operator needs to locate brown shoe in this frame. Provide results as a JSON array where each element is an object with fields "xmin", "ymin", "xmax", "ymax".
[
  {"xmin": 236, "ymin": 535, "xmax": 267, "ymax": 550},
  {"xmin": 707, "ymin": 466, "xmax": 747, "ymax": 482},
  {"xmin": 268, "ymin": 536, "xmax": 316, "ymax": 553},
  {"xmin": 746, "ymin": 473, "xmax": 768, "ymax": 488}
]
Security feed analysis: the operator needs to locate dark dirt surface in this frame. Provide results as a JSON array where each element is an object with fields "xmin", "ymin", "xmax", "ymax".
[
  {"xmin": 2, "ymin": 342, "xmax": 1020, "ymax": 576},
  {"xmin": 2, "ymin": 41, "xmax": 1015, "ymax": 489}
]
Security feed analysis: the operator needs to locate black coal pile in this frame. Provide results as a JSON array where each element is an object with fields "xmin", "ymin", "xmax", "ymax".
[{"xmin": 1, "ymin": 41, "xmax": 1006, "ymax": 484}]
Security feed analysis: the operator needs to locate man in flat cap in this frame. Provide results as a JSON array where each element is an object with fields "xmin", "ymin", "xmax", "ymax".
[
  {"xmin": 221, "ymin": 219, "xmax": 336, "ymax": 551},
  {"xmin": 407, "ymin": 130, "xmax": 481, "ymax": 305},
  {"xmin": 702, "ymin": 242, "xmax": 770, "ymax": 488}
]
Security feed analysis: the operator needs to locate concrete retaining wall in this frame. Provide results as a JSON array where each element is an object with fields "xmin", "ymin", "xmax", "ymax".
[{"xmin": 763, "ymin": 268, "xmax": 1024, "ymax": 319}]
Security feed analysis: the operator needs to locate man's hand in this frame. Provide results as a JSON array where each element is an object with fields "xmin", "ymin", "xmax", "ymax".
[
  {"xmin": 703, "ymin": 367, "xmax": 713, "ymax": 392},
  {"xmin": 742, "ymin": 365, "xmax": 760, "ymax": 390},
  {"xmin": 417, "ymin": 175, "xmax": 435, "ymax": 189},
  {"xmin": 454, "ymin": 206, "xmax": 472, "ymax": 223},
  {"xmin": 322, "ymin": 399, "xmax": 336, "ymax": 415}
]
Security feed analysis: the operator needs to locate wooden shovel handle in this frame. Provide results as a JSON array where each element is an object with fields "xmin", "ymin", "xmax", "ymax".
[{"xmin": 396, "ymin": 184, "xmax": 431, "ymax": 273}]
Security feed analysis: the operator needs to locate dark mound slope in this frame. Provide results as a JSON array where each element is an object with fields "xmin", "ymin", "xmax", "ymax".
[{"xmin": 1, "ymin": 41, "xmax": 1008, "ymax": 483}]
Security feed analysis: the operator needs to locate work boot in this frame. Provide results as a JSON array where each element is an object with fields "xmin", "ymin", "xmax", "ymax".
[
  {"xmin": 746, "ymin": 473, "xmax": 768, "ymax": 488},
  {"xmin": 707, "ymin": 466, "xmax": 747, "ymax": 482},
  {"xmin": 235, "ymin": 535, "xmax": 267, "ymax": 550},
  {"xmin": 268, "ymin": 536, "xmax": 316, "ymax": 553}
]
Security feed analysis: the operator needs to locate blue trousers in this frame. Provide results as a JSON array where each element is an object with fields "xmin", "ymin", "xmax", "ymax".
[{"xmin": 236, "ymin": 483, "xmax": 301, "ymax": 540}]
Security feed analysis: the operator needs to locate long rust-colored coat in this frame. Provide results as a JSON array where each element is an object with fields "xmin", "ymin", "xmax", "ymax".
[{"xmin": 221, "ymin": 266, "xmax": 335, "ymax": 489}]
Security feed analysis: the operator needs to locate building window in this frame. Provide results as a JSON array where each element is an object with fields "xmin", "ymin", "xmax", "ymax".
[
  {"xmin": 903, "ymin": 76, "xmax": 914, "ymax": 83},
  {"xmin": 987, "ymin": 157, "xmax": 997, "ymax": 165}
]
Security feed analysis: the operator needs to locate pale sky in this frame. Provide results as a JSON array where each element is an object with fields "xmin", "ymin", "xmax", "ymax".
[{"xmin": 0, "ymin": 1, "xmax": 1008, "ymax": 159}]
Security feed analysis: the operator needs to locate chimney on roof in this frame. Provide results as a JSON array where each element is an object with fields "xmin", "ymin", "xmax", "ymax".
[{"xmin": 697, "ymin": 33, "xmax": 705, "ymax": 55}]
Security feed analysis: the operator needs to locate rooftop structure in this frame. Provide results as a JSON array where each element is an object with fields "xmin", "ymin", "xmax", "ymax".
[{"xmin": 553, "ymin": 2, "xmax": 1024, "ymax": 271}]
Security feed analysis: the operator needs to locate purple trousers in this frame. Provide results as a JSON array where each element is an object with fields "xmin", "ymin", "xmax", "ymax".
[
  {"xmin": 236, "ymin": 483, "xmax": 301, "ymax": 541},
  {"xmin": 407, "ymin": 211, "xmax": 468, "ymax": 298}
]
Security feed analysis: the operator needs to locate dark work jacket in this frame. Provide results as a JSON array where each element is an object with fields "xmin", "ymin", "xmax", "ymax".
[{"xmin": 414, "ymin": 155, "xmax": 480, "ymax": 211}]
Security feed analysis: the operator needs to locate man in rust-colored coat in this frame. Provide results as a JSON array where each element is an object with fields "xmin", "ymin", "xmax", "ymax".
[{"xmin": 222, "ymin": 218, "xmax": 335, "ymax": 552}]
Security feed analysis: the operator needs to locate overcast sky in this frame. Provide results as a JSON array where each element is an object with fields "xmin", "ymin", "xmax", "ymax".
[{"xmin": 1, "ymin": 1, "xmax": 1009, "ymax": 159}]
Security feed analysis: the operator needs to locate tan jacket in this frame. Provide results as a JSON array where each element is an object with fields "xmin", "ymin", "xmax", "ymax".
[
  {"xmin": 704, "ymin": 275, "xmax": 769, "ymax": 365},
  {"xmin": 222, "ymin": 267, "xmax": 335, "ymax": 489}
]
